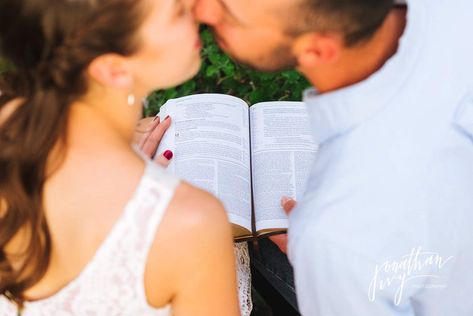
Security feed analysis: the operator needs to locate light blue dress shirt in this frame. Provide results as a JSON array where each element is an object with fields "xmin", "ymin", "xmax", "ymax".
[{"xmin": 288, "ymin": 0, "xmax": 473, "ymax": 315}]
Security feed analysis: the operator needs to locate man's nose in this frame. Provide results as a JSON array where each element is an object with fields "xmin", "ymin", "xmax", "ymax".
[{"xmin": 193, "ymin": 0, "xmax": 223, "ymax": 25}]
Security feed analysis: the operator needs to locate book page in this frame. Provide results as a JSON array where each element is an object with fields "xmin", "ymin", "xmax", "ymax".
[
  {"xmin": 157, "ymin": 94, "xmax": 253, "ymax": 233},
  {"xmin": 250, "ymin": 101, "xmax": 317, "ymax": 233}
]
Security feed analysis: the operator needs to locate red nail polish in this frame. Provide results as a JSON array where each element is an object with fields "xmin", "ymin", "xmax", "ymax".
[{"xmin": 163, "ymin": 150, "xmax": 173, "ymax": 160}]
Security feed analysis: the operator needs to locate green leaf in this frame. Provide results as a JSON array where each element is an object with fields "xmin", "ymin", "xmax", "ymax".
[{"xmin": 206, "ymin": 65, "xmax": 220, "ymax": 78}]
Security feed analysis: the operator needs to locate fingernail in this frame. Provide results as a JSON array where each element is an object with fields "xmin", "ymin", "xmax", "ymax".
[
  {"xmin": 281, "ymin": 196, "xmax": 291, "ymax": 206},
  {"xmin": 165, "ymin": 115, "xmax": 170, "ymax": 120},
  {"xmin": 163, "ymin": 150, "xmax": 173, "ymax": 160},
  {"xmin": 153, "ymin": 115, "xmax": 160, "ymax": 122}
]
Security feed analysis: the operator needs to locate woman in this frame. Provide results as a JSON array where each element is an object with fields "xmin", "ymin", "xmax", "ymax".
[{"xmin": 0, "ymin": 0, "xmax": 240, "ymax": 315}]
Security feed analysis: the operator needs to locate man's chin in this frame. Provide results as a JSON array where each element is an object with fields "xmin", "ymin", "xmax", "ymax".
[
  {"xmin": 231, "ymin": 55, "xmax": 294, "ymax": 73},
  {"xmin": 213, "ymin": 33, "xmax": 295, "ymax": 72},
  {"xmin": 213, "ymin": 34, "xmax": 263, "ymax": 70},
  {"xmin": 216, "ymin": 45, "xmax": 261, "ymax": 70},
  {"xmin": 215, "ymin": 38, "xmax": 228, "ymax": 52}
]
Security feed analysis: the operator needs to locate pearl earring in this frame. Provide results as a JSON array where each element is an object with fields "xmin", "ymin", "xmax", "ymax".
[{"xmin": 127, "ymin": 93, "xmax": 135, "ymax": 106}]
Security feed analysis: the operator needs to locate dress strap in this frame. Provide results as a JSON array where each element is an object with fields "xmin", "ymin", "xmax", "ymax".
[{"xmin": 139, "ymin": 160, "xmax": 180, "ymax": 252}]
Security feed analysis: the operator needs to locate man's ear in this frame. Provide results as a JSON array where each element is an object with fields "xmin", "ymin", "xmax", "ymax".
[
  {"xmin": 293, "ymin": 32, "xmax": 343, "ymax": 68},
  {"xmin": 87, "ymin": 54, "xmax": 133, "ymax": 89}
]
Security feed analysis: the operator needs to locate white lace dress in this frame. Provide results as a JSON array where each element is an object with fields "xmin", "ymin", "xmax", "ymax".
[{"xmin": 0, "ymin": 160, "xmax": 252, "ymax": 316}]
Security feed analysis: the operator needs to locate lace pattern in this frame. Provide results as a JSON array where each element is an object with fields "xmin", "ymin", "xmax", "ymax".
[{"xmin": 235, "ymin": 242, "xmax": 252, "ymax": 316}]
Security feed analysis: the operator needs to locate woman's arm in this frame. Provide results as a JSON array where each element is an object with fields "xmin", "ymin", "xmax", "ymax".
[{"xmin": 145, "ymin": 182, "xmax": 241, "ymax": 316}]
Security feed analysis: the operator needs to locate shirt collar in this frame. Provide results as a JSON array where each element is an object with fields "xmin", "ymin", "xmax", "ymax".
[{"xmin": 303, "ymin": 0, "xmax": 425, "ymax": 145}]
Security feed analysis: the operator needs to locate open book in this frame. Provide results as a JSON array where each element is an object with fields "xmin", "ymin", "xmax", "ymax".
[{"xmin": 143, "ymin": 94, "xmax": 317, "ymax": 241}]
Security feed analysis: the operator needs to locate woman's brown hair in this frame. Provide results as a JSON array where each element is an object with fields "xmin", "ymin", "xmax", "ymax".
[{"xmin": 0, "ymin": 0, "xmax": 147, "ymax": 309}]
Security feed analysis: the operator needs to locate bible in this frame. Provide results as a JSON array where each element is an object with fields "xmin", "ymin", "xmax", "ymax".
[{"xmin": 138, "ymin": 94, "xmax": 317, "ymax": 241}]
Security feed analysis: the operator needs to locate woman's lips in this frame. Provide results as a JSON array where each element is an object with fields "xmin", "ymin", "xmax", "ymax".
[{"xmin": 195, "ymin": 38, "xmax": 202, "ymax": 49}]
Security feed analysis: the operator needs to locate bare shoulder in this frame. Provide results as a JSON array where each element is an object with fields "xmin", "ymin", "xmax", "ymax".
[
  {"xmin": 168, "ymin": 181, "xmax": 229, "ymax": 232},
  {"xmin": 144, "ymin": 181, "xmax": 235, "ymax": 307},
  {"xmin": 157, "ymin": 181, "xmax": 233, "ymax": 254}
]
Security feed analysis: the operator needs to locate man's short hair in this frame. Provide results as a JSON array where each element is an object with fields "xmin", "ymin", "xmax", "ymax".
[{"xmin": 288, "ymin": 0, "xmax": 395, "ymax": 46}]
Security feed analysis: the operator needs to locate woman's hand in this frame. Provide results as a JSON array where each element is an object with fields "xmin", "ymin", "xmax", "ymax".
[{"xmin": 135, "ymin": 115, "xmax": 173, "ymax": 167}]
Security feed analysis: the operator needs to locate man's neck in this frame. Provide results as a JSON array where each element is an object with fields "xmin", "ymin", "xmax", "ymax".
[{"xmin": 302, "ymin": 7, "xmax": 407, "ymax": 94}]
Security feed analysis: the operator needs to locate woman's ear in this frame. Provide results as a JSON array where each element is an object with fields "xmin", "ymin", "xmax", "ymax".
[
  {"xmin": 293, "ymin": 32, "xmax": 343, "ymax": 68},
  {"xmin": 87, "ymin": 54, "xmax": 133, "ymax": 89}
]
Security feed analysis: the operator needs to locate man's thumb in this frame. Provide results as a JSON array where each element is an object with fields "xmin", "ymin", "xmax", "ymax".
[{"xmin": 281, "ymin": 196, "xmax": 296, "ymax": 215}]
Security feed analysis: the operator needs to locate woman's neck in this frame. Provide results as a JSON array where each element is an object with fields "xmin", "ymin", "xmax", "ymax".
[{"xmin": 74, "ymin": 88, "xmax": 144, "ymax": 145}]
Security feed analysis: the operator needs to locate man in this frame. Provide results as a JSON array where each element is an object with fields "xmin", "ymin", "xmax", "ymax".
[{"xmin": 194, "ymin": 0, "xmax": 473, "ymax": 315}]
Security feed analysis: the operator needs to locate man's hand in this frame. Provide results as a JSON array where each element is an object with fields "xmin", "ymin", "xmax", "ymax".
[
  {"xmin": 269, "ymin": 196, "xmax": 296, "ymax": 254},
  {"xmin": 135, "ymin": 115, "xmax": 173, "ymax": 167}
]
